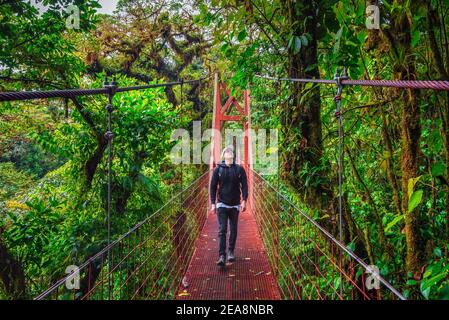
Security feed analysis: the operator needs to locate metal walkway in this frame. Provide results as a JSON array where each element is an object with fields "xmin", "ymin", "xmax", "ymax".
[{"xmin": 177, "ymin": 208, "xmax": 280, "ymax": 300}]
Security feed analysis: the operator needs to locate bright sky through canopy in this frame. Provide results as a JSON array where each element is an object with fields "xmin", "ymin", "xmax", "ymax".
[{"xmin": 97, "ymin": 0, "xmax": 118, "ymax": 15}]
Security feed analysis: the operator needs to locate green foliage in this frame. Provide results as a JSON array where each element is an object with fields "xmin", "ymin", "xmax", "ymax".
[
  {"xmin": 1, "ymin": 164, "xmax": 106, "ymax": 296},
  {"xmin": 408, "ymin": 190, "xmax": 423, "ymax": 213},
  {"xmin": 385, "ymin": 215, "xmax": 404, "ymax": 233},
  {"xmin": 0, "ymin": 1, "xmax": 100, "ymax": 90},
  {"xmin": 0, "ymin": 163, "xmax": 34, "ymax": 202},
  {"xmin": 0, "ymin": 71, "xmax": 180, "ymax": 297},
  {"xmin": 419, "ymin": 248, "xmax": 449, "ymax": 299},
  {"xmin": 0, "ymin": 100, "xmax": 66, "ymax": 181},
  {"xmin": 431, "ymin": 161, "xmax": 446, "ymax": 177},
  {"xmin": 0, "ymin": 141, "xmax": 65, "ymax": 178}
]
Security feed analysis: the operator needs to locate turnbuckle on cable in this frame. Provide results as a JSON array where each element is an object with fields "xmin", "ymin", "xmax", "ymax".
[{"xmin": 333, "ymin": 68, "xmax": 348, "ymax": 118}]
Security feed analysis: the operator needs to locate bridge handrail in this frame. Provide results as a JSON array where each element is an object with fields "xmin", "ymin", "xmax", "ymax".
[
  {"xmin": 34, "ymin": 170, "xmax": 210, "ymax": 300},
  {"xmin": 250, "ymin": 168, "xmax": 406, "ymax": 300}
]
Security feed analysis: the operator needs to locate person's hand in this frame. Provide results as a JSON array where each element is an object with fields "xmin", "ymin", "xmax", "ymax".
[
  {"xmin": 241, "ymin": 201, "xmax": 246, "ymax": 212},
  {"xmin": 210, "ymin": 204, "xmax": 216, "ymax": 214}
]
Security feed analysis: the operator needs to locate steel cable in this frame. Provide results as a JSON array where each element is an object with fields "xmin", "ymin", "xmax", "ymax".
[
  {"xmin": 0, "ymin": 77, "xmax": 209, "ymax": 102},
  {"xmin": 255, "ymin": 74, "xmax": 449, "ymax": 91}
]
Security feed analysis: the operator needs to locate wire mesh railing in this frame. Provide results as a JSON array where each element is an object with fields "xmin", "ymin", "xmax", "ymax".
[
  {"xmin": 34, "ymin": 171, "xmax": 209, "ymax": 300},
  {"xmin": 249, "ymin": 169, "xmax": 405, "ymax": 300}
]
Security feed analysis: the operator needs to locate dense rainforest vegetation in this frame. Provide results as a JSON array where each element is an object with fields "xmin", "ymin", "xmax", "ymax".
[{"xmin": 1, "ymin": 0, "xmax": 449, "ymax": 299}]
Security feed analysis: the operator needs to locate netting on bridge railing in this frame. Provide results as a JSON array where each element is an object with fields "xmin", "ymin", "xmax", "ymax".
[
  {"xmin": 34, "ymin": 171, "xmax": 209, "ymax": 300},
  {"xmin": 249, "ymin": 169, "xmax": 405, "ymax": 300}
]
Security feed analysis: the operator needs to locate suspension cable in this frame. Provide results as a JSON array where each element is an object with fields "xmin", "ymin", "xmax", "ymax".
[
  {"xmin": 104, "ymin": 75, "xmax": 116, "ymax": 300},
  {"xmin": 180, "ymin": 78, "xmax": 184, "ymax": 206},
  {"xmin": 333, "ymin": 68, "xmax": 348, "ymax": 298},
  {"xmin": 0, "ymin": 77, "xmax": 209, "ymax": 102},
  {"xmin": 255, "ymin": 74, "xmax": 449, "ymax": 91}
]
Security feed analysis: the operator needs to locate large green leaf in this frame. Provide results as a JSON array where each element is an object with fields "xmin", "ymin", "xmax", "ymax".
[
  {"xmin": 421, "ymin": 272, "xmax": 448, "ymax": 293},
  {"xmin": 408, "ymin": 190, "xmax": 423, "ymax": 213},
  {"xmin": 237, "ymin": 29, "xmax": 247, "ymax": 42},
  {"xmin": 431, "ymin": 161, "xmax": 446, "ymax": 177},
  {"xmin": 407, "ymin": 176, "xmax": 422, "ymax": 199},
  {"xmin": 300, "ymin": 35, "xmax": 309, "ymax": 47},
  {"xmin": 288, "ymin": 36, "xmax": 302, "ymax": 54},
  {"xmin": 385, "ymin": 214, "xmax": 404, "ymax": 232}
]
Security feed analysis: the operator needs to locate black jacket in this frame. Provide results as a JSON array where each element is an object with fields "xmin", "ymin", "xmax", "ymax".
[{"xmin": 210, "ymin": 161, "xmax": 248, "ymax": 206}]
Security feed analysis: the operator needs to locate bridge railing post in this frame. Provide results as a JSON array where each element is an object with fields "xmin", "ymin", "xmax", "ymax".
[
  {"xmin": 104, "ymin": 75, "xmax": 117, "ymax": 300},
  {"xmin": 333, "ymin": 67, "xmax": 348, "ymax": 298}
]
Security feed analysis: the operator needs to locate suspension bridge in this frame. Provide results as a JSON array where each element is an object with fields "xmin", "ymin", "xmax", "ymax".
[{"xmin": 2, "ymin": 72, "xmax": 449, "ymax": 301}]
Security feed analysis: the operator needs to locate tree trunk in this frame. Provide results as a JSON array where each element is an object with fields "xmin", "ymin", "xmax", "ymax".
[
  {"xmin": 382, "ymin": 0, "xmax": 425, "ymax": 279},
  {"xmin": 70, "ymin": 98, "xmax": 108, "ymax": 189},
  {"xmin": 281, "ymin": 0, "xmax": 332, "ymax": 213},
  {"xmin": 0, "ymin": 241, "xmax": 27, "ymax": 299},
  {"xmin": 380, "ymin": 105, "xmax": 402, "ymax": 216},
  {"xmin": 400, "ymin": 86, "xmax": 423, "ymax": 278}
]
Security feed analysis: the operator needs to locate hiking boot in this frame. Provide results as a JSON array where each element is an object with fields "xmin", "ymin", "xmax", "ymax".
[
  {"xmin": 216, "ymin": 255, "xmax": 226, "ymax": 266},
  {"xmin": 228, "ymin": 251, "xmax": 235, "ymax": 262}
]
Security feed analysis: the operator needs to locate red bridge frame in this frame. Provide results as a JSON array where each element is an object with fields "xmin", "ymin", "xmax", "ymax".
[{"xmin": 209, "ymin": 74, "xmax": 254, "ymax": 175}]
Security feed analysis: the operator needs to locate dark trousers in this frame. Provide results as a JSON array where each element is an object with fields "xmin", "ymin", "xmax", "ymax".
[{"xmin": 217, "ymin": 207, "xmax": 239, "ymax": 257}]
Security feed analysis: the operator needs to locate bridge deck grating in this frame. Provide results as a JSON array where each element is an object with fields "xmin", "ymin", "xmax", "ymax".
[{"xmin": 176, "ymin": 209, "xmax": 281, "ymax": 300}]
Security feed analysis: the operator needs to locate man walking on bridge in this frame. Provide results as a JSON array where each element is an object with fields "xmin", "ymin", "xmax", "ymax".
[{"xmin": 210, "ymin": 146, "xmax": 248, "ymax": 266}]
